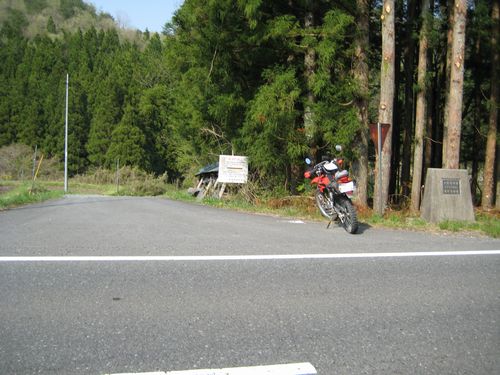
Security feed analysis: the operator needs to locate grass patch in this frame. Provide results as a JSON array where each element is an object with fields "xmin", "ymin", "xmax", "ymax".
[
  {"xmin": 67, "ymin": 182, "xmax": 117, "ymax": 195},
  {"xmin": 474, "ymin": 212, "xmax": 500, "ymax": 238},
  {"xmin": 164, "ymin": 185, "xmax": 197, "ymax": 202},
  {"xmin": 363, "ymin": 208, "xmax": 499, "ymax": 238},
  {"xmin": 439, "ymin": 220, "xmax": 468, "ymax": 232},
  {"xmin": 0, "ymin": 182, "xmax": 64, "ymax": 210},
  {"xmin": 167, "ymin": 186, "xmax": 329, "ymax": 222}
]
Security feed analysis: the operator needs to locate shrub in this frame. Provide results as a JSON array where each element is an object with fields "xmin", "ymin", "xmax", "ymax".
[
  {"xmin": 120, "ymin": 172, "xmax": 167, "ymax": 196},
  {"xmin": 0, "ymin": 144, "xmax": 33, "ymax": 180},
  {"xmin": 71, "ymin": 166, "xmax": 167, "ymax": 196},
  {"xmin": 0, "ymin": 144, "xmax": 63, "ymax": 180}
]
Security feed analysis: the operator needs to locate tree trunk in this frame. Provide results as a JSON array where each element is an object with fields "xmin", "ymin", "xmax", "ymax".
[
  {"xmin": 442, "ymin": 0, "xmax": 454, "ymax": 164},
  {"xmin": 391, "ymin": 38, "xmax": 401, "ymax": 199},
  {"xmin": 304, "ymin": 9, "xmax": 316, "ymax": 147},
  {"xmin": 353, "ymin": 0, "xmax": 370, "ymax": 208},
  {"xmin": 470, "ymin": 28, "xmax": 483, "ymax": 206},
  {"xmin": 401, "ymin": 0, "xmax": 417, "ymax": 198},
  {"xmin": 482, "ymin": 0, "xmax": 499, "ymax": 209},
  {"xmin": 374, "ymin": 0, "xmax": 395, "ymax": 215},
  {"xmin": 411, "ymin": 0, "xmax": 430, "ymax": 213},
  {"xmin": 443, "ymin": 0, "xmax": 467, "ymax": 169},
  {"xmin": 424, "ymin": 0, "xmax": 436, "ymax": 177},
  {"xmin": 496, "ymin": 143, "xmax": 500, "ymax": 209}
]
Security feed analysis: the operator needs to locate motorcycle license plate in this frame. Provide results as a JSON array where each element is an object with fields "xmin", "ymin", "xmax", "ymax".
[{"xmin": 339, "ymin": 181, "xmax": 354, "ymax": 193}]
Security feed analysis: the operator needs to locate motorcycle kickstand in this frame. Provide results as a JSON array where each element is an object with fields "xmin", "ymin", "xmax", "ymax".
[{"xmin": 326, "ymin": 217, "xmax": 333, "ymax": 229}]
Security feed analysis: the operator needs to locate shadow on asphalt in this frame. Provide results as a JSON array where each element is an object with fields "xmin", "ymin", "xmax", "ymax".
[
  {"xmin": 322, "ymin": 220, "xmax": 372, "ymax": 234},
  {"xmin": 356, "ymin": 222, "xmax": 372, "ymax": 234}
]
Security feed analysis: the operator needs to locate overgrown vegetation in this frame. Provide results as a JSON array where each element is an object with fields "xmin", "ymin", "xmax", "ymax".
[
  {"xmin": 0, "ymin": 143, "xmax": 63, "ymax": 180},
  {"xmin": 0, "ymin": 0, "xmax": 145, "ymax": 42},
  {"xmin": 162, "ymin": 184, "xmax": 500, "ymax": 238},
  {"xmin": 71, "ymin": 167, "xmax": 168, "ymax": 196},
  {"xmin": 0, "ymin": 182, "xmax": 63, "ymax": 210}
]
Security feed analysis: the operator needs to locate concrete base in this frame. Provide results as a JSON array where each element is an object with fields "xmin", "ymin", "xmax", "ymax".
[{"xmin": 421, "ymin": 168, "xmax": 475, "ymax": 223}]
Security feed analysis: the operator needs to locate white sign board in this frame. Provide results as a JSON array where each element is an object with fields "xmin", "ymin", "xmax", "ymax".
[{"xmin": 218, "ymin": 155, "xmax": 248, "ymax": 184}]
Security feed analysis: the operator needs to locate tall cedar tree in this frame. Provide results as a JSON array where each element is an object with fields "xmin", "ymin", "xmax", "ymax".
[
  {"xmin": 411, "ymin": 0, "xmax": 431, "ymax": 212},
  {"xmin": 352, "ymin": 0, "xmax": 370, "ymax": 208},
  {"xmin": 443, "ymin": 0, "xmax": 467, "ymax": 169},
  {"xmin": 374, "ymin": 0, "xmax": 396, "ymax": 215},
  {"xmin": 483, "ymin": 0, "xmax": 499, "ymax": 209}
]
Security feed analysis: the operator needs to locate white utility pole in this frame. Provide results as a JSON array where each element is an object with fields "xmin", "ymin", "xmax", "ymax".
[{"xmin": 64, "ymin": 73, "xmax": 69, "ymax": 193}]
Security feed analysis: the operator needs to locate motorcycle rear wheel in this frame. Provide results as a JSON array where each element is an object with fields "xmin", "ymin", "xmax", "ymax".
[
  {"xmin": 315, "ymin": 190, "xmax": 336, "ymax": 219},
  {"xmin": 337, "ymin": 196, "xmax": 358, "ymax": 234}
]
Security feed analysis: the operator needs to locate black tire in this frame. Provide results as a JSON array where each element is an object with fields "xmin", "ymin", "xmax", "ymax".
[
  {"xmin": 337, "ymin": 196, "xmax": 358, "ymax": 234},
  {"xmin": 315, "ymin": 190, "xmax": 336, "ymax": 219}
]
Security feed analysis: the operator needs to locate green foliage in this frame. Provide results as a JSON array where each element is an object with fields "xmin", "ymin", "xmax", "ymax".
[
  {"xmin": 118, "ymin": 173, "xmax": 167, "ymax": 196},
  {"xmin": 242, "ymin": 67, "xmax": 305, "ymax": 184},
  {"xmin": 0, "ymin": 0, "xmax": 496, "ymax": 207},
  {"xmin": 0, "ymin": 144, "xmax": 33, "ymax": 179},
  {"xmin": 0, "ymin": 0, "xmax": 367, "ymax": 192},
  {"xmin": 46, "ymin": 16, "xmax": 56, "ymax": 33},
  {"xmin": 478, "ymin": 216, "xmax": 500, "ymax": 239},
  {"xmin": 0, "ymin": 143, "xmax": 62, "ymax": 180},
  {"xmin": 0, "ymin": 8, "xmax": 28, "ymax": 36},
  {"xmin": 71, "ymin": 166, "xmax": 167, "ymax": 196},
  {"xmin": 0, "ymin": 182, "xmax": 63, "ymax": 210},
  {"xmin": 25, "ymin": 0, "xmax": 47, "ymax": 15},
  {"xmin": 106, "ymin": 105, "xmax": 147, "ymax": 169},
  {"xmin": 438, "ymin": 220, "xmax": 470, "ymax": 232},
  {"xmin": 60, "ymin": 0, "xmax": 89, "ymax": 19}
]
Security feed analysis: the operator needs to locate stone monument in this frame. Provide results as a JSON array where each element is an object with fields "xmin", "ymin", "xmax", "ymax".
[{"xmin": 420, "ymin": 168, "xmax": 475, "ymax": 223}]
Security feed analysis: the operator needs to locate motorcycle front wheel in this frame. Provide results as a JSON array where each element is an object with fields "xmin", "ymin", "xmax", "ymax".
[
  {"xmin": 336, "ymin": 196, "xmax": 358, "ymax": 234},
  {"xmin": 315, "ymin": 189, "xmax": 336, "ymax": 219}
]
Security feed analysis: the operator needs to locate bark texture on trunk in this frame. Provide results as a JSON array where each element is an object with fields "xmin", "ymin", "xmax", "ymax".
[
  {"xmin": 374, "ymin": 0, "xmax": 395, "ymax": 215},
  {"xmin": 411, "ymin": 0, "xmax": 430, "ymax": 213},
  {"xmin": 353, "ymin": 0, "xmax": 370, "ymax": 208},
  {"xmin": 482, "ymin": 0, "xmax": 499, "ymax": 209},
  {"xmin": 443, "ymin": 0, "xmax": 467, "ymax": 169},
  {"xmin": 442, "ymin": 0, "xmax": 454, "ymax": 163},
  {"xmin": 401, "ymin": 0, "xmax": 417, "ymax": 198}
]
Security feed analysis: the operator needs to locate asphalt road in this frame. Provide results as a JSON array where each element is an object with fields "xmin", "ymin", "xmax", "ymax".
[{"xmin": 0, "ymin": 195, "xmax": 499, "ymax": 375}]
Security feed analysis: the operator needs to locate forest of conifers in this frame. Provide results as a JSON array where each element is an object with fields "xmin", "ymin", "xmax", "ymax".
[{"xmin": 0, "ymin": 0, "xmax": 498, "ymax": 210}]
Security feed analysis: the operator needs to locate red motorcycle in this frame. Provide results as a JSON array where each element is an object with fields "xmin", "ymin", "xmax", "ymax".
[{"xmin": 304, "ymin": 145, "xmax": 358, "ymax": 234}]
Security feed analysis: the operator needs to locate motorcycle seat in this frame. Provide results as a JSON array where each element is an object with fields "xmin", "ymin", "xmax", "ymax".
[{"xmin": 335, "ymin": 170, "xmax": 349, "ymax": 179}]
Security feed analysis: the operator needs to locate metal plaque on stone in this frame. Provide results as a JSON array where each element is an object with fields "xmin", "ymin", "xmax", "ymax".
[{"xmin": 442, "ymin": 178, "xmax": 460, "ymax": 195}]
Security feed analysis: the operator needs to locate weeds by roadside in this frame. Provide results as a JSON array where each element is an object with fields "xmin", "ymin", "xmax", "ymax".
[
  {"xmin": 71, "ymin": 167, "xmax": 167, "ymax": 196},
  {"xmin": 166, "ymin": 186, "xmax": 499, "ymax": 238},
  {"xmin": 358, "ymin": 207, "xmax": 499, "ymax": 238},
  {"xmin": 0, "ymin": 183, "xmax": 63, "ymax": 210}
]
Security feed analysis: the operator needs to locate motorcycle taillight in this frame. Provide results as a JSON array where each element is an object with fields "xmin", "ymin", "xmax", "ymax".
[{"xmin": 338, "ymin": 176, "xmax": 350, "ymax": 183}]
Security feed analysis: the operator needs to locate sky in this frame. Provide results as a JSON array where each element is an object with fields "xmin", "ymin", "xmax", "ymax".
[{"xmin": 88, "ymin": 0, "xmax": 183, "ymax": 33}]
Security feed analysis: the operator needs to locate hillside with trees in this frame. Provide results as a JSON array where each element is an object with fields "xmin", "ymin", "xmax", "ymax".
[{"xmin": 0, "ymin": 0, "xmax": 498, "ymax": 211}]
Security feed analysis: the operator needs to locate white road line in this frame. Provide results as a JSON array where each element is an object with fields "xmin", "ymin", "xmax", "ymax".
[
  {"xmin": 106, "ymin": 362, "xmax": 317, "ymax": 375},
  {"xmin": 0, "ymin": 250, "xmax": 499, "ymax": 262}
]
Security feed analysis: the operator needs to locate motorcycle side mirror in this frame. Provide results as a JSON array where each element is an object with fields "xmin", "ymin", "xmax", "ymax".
[
  {"xmin": 335, "ymin": 145, "xmax": 342, "ymax": 152},
  {"xmin": 305, "ymin": 157, "xmax": 312, "ymax": 165}
]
